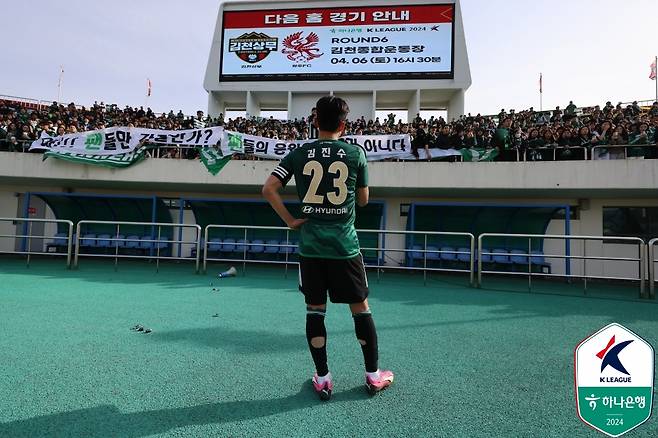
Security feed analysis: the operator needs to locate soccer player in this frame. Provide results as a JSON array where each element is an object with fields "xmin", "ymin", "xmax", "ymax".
[{"xmin": 262, "ymin": 96, "xmax": 394, "ymax": 401}]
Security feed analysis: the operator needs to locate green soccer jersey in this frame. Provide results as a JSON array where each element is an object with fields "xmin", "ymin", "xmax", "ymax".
[{"xmin": 271, "ymin": 139, "xmax": 368, "ymax": 259}]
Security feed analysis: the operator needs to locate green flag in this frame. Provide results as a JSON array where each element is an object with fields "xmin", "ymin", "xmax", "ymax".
[
  {"xmin": 42, "ymin": 149, "xmax": 146, "ymax": 168},
  {"xmin": 460, "ymin": 148, "xmax": 499, "ymax": 162},
  {"xmin": 199, "ymin": 147, "xmax": 232, "ymax": 175}
]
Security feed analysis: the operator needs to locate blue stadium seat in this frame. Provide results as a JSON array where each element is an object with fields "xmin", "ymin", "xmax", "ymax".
[
  {"xmin": 221, "ymin": 238, "xmax": 236, "ymax": 252},
  {"xmin": 80, "ymin": 234, "xmax": 97, "ymax": 247},
  {"xmin": 53, "ymin": 233, "xmax": 68, "ymax": 246},
  {"xmin": 124, "ymin": 235, "xmax": 141, "ymax": 249},
  {"xmin": 155, "ymin": 239, "xmax": 168, "ymax": 250},
  {"xmin": 97, "ymin": 234, "xmax": 111, "ymax": 248},
  {"xmin": 292, "ymin": 241, "xmax": 299, "ymax": 254},
  {"xmin": 492, "ymin": 248, "xmax": 512, "ymax": 264},
  {"xmin": 139, "ymin": 236, "xmax": 154, "ymax": 250},
  {"xmin": 530, "ymin": 250, "xmax": 551, "ymax": 273},
  {"xmin": 111, "ymin": 234, "xmax": 126, "ymax": 248},
  {"xmin": 264, "ymin": 240, "xmax": 280, "ymax": 254},
  {"xmin": 480, "ymin": 248, "xmax": 493, "ymax": 263},
  {"xmin": 426, "ymin": 245, "xmax": 440, "ymax": 260},
  {"xmin": 529, "ymin": 250, "xmax": 546, "ymax": 265},
  {"xmin": 456, "ymin": 247, "xmax": 471, "ymax": 263},
  {"xmin": 280, "ymin": 240, "xmax": 296, "ymax": 254},
  {"xmin": 440, "ymin": 246, "xmax": 457, "ymax": 261},
  {"xmin": 233, "ymin": 239, "xmax": 248, "ymax": 253},
  {"xmin": 249, "ymin": 239, "xmax": 265, "ymax": 253},
  {"xmin": 410, "ymin": 244, "xmax": 423, "ymax": 260},
  {"xmin": 208, "ymin": 238, "xmax": 222, "ymax": 252},
  {"xmin": 509, "ymin": 250, "xmax": 529, "ymax": 265}
]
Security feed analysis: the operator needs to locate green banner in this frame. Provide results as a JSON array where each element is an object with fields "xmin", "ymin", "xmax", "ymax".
[
  {"xmin": 43, "ymin": 150, "xmax": 145, "ymax": 168},
  {"xmin": 460, "ymin": 148, "xmax": 499, "ymax": 162},
  {"xmin": 199, "ymin": 147, "xmax": 232, "ymax": 176}
]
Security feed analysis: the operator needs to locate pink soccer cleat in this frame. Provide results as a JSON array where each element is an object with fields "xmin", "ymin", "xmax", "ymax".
[
  {"xmin": 365, "ymin": 370, "xmax": 394, "ymax": 395},
  {"xmin": 312, "ymin": 372, "xmax": 333, "ymax": 401}
]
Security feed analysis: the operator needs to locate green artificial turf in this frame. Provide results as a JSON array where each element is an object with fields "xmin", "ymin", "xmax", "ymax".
[{"xmin": 0, "ymin": 258, "xmax": 656, "ymax": 437}]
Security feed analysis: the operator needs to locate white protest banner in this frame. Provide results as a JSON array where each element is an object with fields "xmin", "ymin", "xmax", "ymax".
[
  {"xmin": 30, "ymin": 127, "xmax": 225, "ymax": 156},
  {"xmin": 223, "ymin": 130, "xmax": 412, "ymax": 161},
  {"xmin": 29, "ymin": 127, "xmax": 135, "ymax": 155}
]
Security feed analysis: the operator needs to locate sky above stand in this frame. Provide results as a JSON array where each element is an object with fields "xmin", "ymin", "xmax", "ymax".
[{"xmin": 1, "ymin": 0, "xmax": 656, "ymax": 118}]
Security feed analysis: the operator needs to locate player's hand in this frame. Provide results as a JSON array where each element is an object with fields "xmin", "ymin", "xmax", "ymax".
[{"xmin": 287, "ymin": 218, "xmax": 308, "ymax": 230}]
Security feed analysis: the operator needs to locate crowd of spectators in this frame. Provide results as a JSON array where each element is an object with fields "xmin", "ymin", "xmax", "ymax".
[{"xmin": 1, "ymin": 97, "xmax": 657, "ymax": 160}]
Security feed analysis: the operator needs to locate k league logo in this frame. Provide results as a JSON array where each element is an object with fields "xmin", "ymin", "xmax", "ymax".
[{"xmin": 574, "ymin": 323, "xmax": 654, "ymax": 437}]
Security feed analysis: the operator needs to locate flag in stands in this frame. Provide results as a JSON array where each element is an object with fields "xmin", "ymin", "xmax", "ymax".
[
  {"xmin": 460, "ymin": 148, "xmax": 498, "ymax": 162},
  {"xmin": 539, "ymin": 73, "xmax": 543, "ymax": 93},
  {"xmin": 650, "ymin": 61, "xmax": 657, "ymax": 80},
  {"xmin": 147, "ymin": 78, "xmax": 152, "ymax": 96},
  {"xmin": 199, "ymin": 147, "xmax": 231, "ymax": 175}
]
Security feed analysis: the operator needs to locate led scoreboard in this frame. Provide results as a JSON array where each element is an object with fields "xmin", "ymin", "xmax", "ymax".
[{"xmin": 219, "ymin": 4, "xmax": 454, "ymax": 81}]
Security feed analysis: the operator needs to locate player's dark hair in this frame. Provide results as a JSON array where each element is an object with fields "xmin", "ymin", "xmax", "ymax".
[{"xmin": 315, "ymin": 96, "xmax": 349, "ymax": 132}]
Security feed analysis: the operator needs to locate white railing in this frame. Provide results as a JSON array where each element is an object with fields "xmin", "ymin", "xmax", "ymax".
[
  {"xmin": 649, "ymin": 238, "xmax": 658, "ymax": 299},
  {"xmin": 202, "ymin": 224, "xmax": 475, "ymax": 285},
  {"xmin": 0, "ymin": 219, "xmax": 654, "ymax": 299},
  {"xmin": 0, "ymin": 218, "xmax": 74, "ymax": 267},
  {"xmin": 74, "ymin": 221, "xmax": 202, "ymax": 272},
  {"xmin": 477, "ymin": 233, "xmax": 646, "ymax": 298}
]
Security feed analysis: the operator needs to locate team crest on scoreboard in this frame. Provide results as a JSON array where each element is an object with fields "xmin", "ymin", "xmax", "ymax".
[
  {"xmin": 228, "ymin": 32, "xmax": 278, "ymax": 64},
  {"xmin": 282, "ymin": 31, "xmax": 323, "ymax": 63}
]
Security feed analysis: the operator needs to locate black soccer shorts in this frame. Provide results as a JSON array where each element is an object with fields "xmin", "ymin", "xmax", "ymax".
[{"xmin": 298, "ymin": 254, "xmax": 369, "ymax": 305}]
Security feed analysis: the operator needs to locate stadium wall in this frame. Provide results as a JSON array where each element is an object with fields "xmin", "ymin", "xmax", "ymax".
[{"xmin": 1, "ymin": 152, "xmax": 657, "ymax": 280}]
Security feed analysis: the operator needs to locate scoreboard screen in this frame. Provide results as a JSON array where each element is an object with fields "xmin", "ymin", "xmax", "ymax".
[{"xmin": 219, "ymin": 4, "xmax": 454, "ymax": 81}]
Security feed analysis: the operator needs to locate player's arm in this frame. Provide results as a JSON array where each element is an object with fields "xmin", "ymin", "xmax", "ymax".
[
  {"xmin": 357, "ymin": 187, "xmax": 369, "ymax": 207},
  {"xmin": 356, "ymin": 149, "xmax": 369, "ymax": 207},
  {"xmin": 262, "ymin": 161, "xmax": 307, "ymax": 230}
]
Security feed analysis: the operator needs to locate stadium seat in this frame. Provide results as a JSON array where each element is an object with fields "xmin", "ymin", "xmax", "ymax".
[
  {"xmin": 221, "ymin": 238, "xmax": 236, "ymax": 252},
  {"xmin": 249, "ymin": 239, "xmax": 265, "ymax": 253},
  {"xmin": 509, "ymin": 250, "xmax": 529, "ymax": 265},
  {"xmin": 111, "ymin": 234, "xmax": 126, "ymax": 248},
  {"xmin": 208, "ymin": 238, "xmax": 222, "ymax": 253},
  {"xmin": 53, "ymin": 233, "xmax": 68, "ymax": 247},
  {"xmin": 410, "ymin": 244, "xmax": 423, "ymax": 260},
  {"xmin": 96, "ymin": 234, "xmax": 111, "ymax": 248},
  {"xmin": 155, "ymin": 239, "xmax": 168, "ymax": 250},
  {"xmin": 479, "ymin": 248, "xmax": 493, "ymax": 264},
  {"xmin": 439, "ymin": 246, "xmax": 457, "ymax": 261},
  {"xmin": 456, "ymin": 247, "xmax": 472, "ymax": 263},
  {"xmin": 264, "ymin": 240, "xmax": 280, "ymax": 254},
  {"xmin": 280, "ymin": 240, "xmax": 296, "ymax": 254},
  {"xmin": 139, "ymin": 236, "xmax": 154, "ymax": 250},
  {"xmin": 124, "ymin": 235, "xmax": 141, "ymax": 249},
  {"xmin": 530, "ymin": 250, "xmax": 551, "ymax": 273},
  {"xmin": 426, "ymin": 245, "xmax": 440, "ymax": 260},
  {"xmin": 233, "ymin": 239, "xmax": 248, "ymax": 254},
  {"xmin": 492, "ymin": 248, "xmax": 512, "ymax": 264},
  {"xmin": 80, "ymin": 234, "xmax": 97, "ymax": 248}
]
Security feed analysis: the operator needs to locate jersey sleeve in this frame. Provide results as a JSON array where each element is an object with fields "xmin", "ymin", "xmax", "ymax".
[
  {"xmin": 271, "ymin": 151, "xmax": 294, "ymax": 186},
  {"xmin": 356, "ymin": 148, "xmax": 368, "ymax": 188}
]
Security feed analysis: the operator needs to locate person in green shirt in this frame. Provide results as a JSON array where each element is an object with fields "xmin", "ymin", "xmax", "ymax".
[
  {"xmin": 262, "ymin": 96, "xmax": 394, "ymax": 401},
  {"xmin": 492, "ymin": 117, "xmax": 513, "ymax": 151}
]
